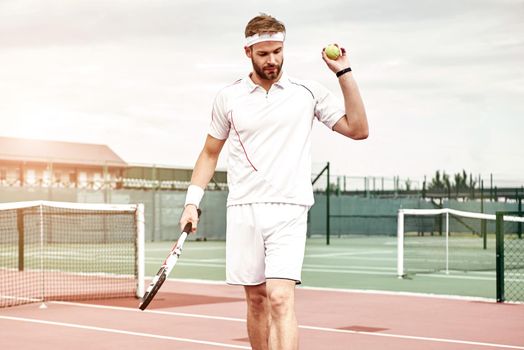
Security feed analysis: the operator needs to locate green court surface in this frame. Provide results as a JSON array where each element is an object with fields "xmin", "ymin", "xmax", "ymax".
[{"xmin": 145, "ymin": 236, "xmax": 501, "ymax": 300}]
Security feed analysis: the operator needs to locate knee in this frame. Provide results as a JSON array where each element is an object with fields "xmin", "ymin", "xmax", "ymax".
[
  {"xmin": 245, "ymin": 289, "xmax": 268, "ymax": 314},
  {"xmin": 267, "ymin": 289, "xmax": 293, "ymax": 316}
]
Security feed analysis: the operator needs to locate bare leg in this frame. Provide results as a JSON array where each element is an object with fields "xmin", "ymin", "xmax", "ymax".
[
  {"xmin": 244, "ymin": 284, "xmax": 270, "ymax": 350},
  {"xmin": 266, "ymin": 279, "xmax": 298, "ymax": 350}
]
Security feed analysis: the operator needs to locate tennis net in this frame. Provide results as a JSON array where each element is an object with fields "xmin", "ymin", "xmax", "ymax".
[
  {"xmin": 397, "ymin": 208, "xmax": 524, "ymax": 277},
  {"xmin": 0, "ymin": 201, "xmax": 144, "ymax": 308}
]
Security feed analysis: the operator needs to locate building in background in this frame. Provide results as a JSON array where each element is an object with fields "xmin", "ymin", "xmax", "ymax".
[
  {"xmin": 0, "ymin": 136, "xmax": 127, "ymax": 189},
  {"xmin": 0, "ymin": 136, "xmax": 227, "ymax": 190}
]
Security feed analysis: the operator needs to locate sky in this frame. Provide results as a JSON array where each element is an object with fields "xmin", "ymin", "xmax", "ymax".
[{"xmin": 0, "ymin": 0, "xmax": 523, "ymax": 187}]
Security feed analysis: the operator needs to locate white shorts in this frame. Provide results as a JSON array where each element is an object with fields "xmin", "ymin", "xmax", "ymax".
[{"xmin": 226, "ymin": 203, "xmax": 309, "ymax": 285}]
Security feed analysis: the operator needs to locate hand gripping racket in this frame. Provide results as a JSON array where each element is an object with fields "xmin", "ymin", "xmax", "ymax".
[{"xmin": 139, "ymin": 209, "xmax": 201, "ymax": 310}]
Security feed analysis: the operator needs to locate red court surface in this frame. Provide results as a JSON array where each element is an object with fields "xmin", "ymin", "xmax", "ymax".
[{"xmin": 1, "ymin": 280, "xmax": 523, "ymax": 350}]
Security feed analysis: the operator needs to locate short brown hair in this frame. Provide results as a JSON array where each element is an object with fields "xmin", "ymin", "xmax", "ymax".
[{"xmin": 244, "ymin": 13, "xmax": 286, "ymax": 38}]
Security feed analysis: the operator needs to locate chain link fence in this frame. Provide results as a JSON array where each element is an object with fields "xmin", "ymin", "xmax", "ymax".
[{"xmin": 496, "ymin": 212, "xmax": 524, "ymax": 303}]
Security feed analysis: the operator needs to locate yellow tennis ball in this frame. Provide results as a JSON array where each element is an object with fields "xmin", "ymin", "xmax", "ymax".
[{"xmin": 325, "ymin": 44, "xmax": 340, "ymax": 60}]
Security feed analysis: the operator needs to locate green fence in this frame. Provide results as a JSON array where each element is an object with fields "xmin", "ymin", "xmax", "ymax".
[
  {"xmin": 0, "ymin": 186, "xmax": 521, "ymax": 242},
  {"xmin": 496, "ymin": 211, "xmax": 524, "ymax": 303}
]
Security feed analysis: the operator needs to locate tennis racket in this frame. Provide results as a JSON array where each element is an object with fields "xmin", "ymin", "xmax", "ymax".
[{"xmin": 138, "ymin": 208, "xmax": 201, "ymax": 310}]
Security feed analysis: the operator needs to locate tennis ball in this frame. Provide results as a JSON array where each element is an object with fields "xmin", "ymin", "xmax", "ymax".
[{"xmin": 325, "ymin": 44, "xmax": 340, "ymax": 60}]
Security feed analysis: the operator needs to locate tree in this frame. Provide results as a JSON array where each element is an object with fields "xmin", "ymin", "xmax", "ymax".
[
  {"xmin": 405, "ymin": 178, "xmax": 412, "ymax": 191},
  {"xmin": 443, "ymin": 172, "xmax": 451, "ymax": 191},
  {"xmin": 429, "ymin": 170, "xmax": 445, "ymax": 191},
  {"xmin": 428, "ymin": 170, "xmax": 477, "ymax": 192}
]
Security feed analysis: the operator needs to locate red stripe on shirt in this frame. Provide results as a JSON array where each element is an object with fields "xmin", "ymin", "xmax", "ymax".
[{"xmin": 230, "ymin": 111, "xmax": 258, "ymax": 172}]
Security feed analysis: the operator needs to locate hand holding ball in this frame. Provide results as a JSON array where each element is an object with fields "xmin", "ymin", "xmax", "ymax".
[
  {"xmin": 322, "ymin": 43, "xmax": 351, "ymax": 76},
  {"xmin": 325, "ymin": 44, "xmax": 340, "ymax": 60}
]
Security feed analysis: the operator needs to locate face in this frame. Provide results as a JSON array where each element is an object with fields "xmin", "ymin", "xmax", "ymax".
[{"xmin": 245, "ymin": 41, "xmax": 284, "ymax": 82}]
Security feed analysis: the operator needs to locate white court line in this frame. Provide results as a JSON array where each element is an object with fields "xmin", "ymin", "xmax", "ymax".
[
  {"xmin": 305, "ymin": 250, "xmax": 389, "ymax": 258},
  {"xmin": 0, "ymin": 315, "xmax": 250, "ymax": 350},
  {"xmin": 148, "ymin": 260, "xmax": 398, "ymax": 272},
  {"xmin": 300, "ymin": 324, "xmax": 524, "ymax": 350},
  {"xmin": 146, "ymin": 257, "xmax": 226, "ymax": 263},
  {"xmin": 168, "ymin": 278, "xmax": 522, "ymax": 304},
  {"xmin": 303, "ymin": 264, "xmax": 397, "ymax": 271},
  {"xmin": 147, "ymin": 246, "xmax": 224, "ymax": 252},
  {"xmin": 152, "ymin": 262, "xmax": 400, "ymax": 277},
  {"xmin": 304, "ymin": 264, "xmax": 495, "ymax": 274},
  {"xmin": 145, "ymin": 261, "xmax": 498, "ymax": 281},
  {"xmin": 186, "ymin": 258, "xmax": 226, "ymax": 263},
  {"xmin": 166, "ymin": 262, "xmax": 227, "ymax": 268},
  {"xmin": 52, "ymin": 301, "xmax": 246, "ymax": 322},
  {"xmin": 44, "ymin": 301, "xmax": 524, "ymax": 350},
  {"xmin": 296, "ymin": 284, "xmax": 497, "ymax": 302},
  {"xmin": 419, "ymin": 274, "xmax": 495, "ymax": 281},
  {"xmin": 302, "ymin": 267, "xmax": 395, "ymax": 276}
]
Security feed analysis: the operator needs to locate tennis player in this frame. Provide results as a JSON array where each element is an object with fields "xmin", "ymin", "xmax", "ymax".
[{"xmin": 180, "ymin": 14, "xmax": 368, "ymax": 350}]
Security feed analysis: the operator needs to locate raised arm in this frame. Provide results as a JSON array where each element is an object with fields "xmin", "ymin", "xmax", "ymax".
[
  {"xmin": 322, "ymin": 45, "xmax": 368, "ymax": 140},
  {"xmin": 179, "ymin": 134, "xmax": 226, "ymax": 232}
]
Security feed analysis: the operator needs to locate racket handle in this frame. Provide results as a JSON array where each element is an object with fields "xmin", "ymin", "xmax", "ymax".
[
  {"xmin": 176, "ymin": 232, "xmax": 188, "ymax": 252},
  {"xmin": 182, "ymin": 222, "xmax": 192, "ymax": 234},
  {"xmin": 182, "ymin": 208, "xmax": 202, "ymax": 233}
]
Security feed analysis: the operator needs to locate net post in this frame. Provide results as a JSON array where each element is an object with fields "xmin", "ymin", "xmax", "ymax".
[
  {"xmin": 518, "ymin": 195, "xmax": 522, "ymax": 239},
  {"xmin": 397, "ymin": 209, "xmax": 404, "ymax": 278},
  {"xmin": 445, "ymin": 211, "xmax": 449, "ymax": 274},
  {"xmin": 17, "ymin": 208, "xmax": 25, "ymax": 271},
  {"xmin": 326, "ymin": 162, "xmax": 330, "ymax": 246},
  {"xmin": 495, "ymin": 212, "xmax": 504, "ymax": 302},
  {"xmin": 481, "ymin": 182, "xmax": 487, "ymax": 249},
  {"xmin": 136, "ymin": 203, "xmax": 145, "ymax": 299},
  {"xmin": 438, "ymin": 198, "xmax": 443, "ymax": 236},
  {"xmin": 39, "ymin": 203, "xmax": 45, "ymax": 303}
]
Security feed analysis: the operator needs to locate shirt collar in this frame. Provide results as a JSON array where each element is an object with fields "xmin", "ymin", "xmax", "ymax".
[
  {"xmin": 244, "ymin": 72, "xmax": 290, "ymax": 93},
  {"xmin": 274, "ymin": 73, "xmax": 291, "ymax": 89}
]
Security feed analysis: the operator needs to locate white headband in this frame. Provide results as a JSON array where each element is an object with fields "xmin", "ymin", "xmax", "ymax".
[{"xmin": 245, "ymin": 32, "xmax": 285, "ymax": 47}]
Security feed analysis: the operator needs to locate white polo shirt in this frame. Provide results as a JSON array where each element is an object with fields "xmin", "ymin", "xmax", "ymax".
[{"xmin": 209, "ymin": 73, "xmax": 345, "ymax": 207}]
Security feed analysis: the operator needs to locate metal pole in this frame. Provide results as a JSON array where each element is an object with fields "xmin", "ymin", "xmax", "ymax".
[
  {"xmin": 495, "ymin": 212, "xmax": 504, "ymax": 302},
  {"xmin": 326, "ymin": 162, "xmax": 330, "ymax": 246},
  {"xmin": 397, "ymin": 210, "xmax": 404, "ymax": 278},
  {"xmin": 445, "ymin": 212, "xmax": 449, "ymax": 274},
  {"xmin": 136, "ymin": 204, "xmax": 145, "ymax": 298},
  {"xmin": 39, "ymin": 204, "xmax": 45, "ymax": 304},
  {"xmin": 481, "ymin": 180, "xmax": 487, "ymax": 249},
  {"xmin": 518, "ymin": 194, "xmax": 522, "ymax": 239},
  {"xmin": 490, "ymin": 173, "xmax": 493, "ymax": 201},
  {"xmin": 48, "ymin": 161, "xmax": 53, "ymax": 201},
  {"xmin": 151, "ymin": 165, "xmax": 157, "ymax": 242},
  {"xmin": 439, "ymin": 198, "xmax": 443, "ymax": 236},
  {"xmin": 17, "ymin": 209, "xmax": 24, "ymax": 271}
]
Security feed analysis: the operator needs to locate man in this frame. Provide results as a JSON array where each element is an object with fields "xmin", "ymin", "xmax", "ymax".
[{"xmin": 180, "ymin": 14, "xmax": 368, "ymax": 350}]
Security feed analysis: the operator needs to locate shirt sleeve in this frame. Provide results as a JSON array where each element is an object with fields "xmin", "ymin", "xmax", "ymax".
[
  {"xmin": 208, "ymin": 92, "xmax": 230, "ymax": 140},
  {"xmin": 312, "ymin": 82, "xmax": 346, "ymax": 130}
]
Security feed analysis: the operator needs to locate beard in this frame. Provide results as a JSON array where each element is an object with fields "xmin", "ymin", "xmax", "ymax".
[{"xmin": 252, "ymin": 58, "xmax": 283, "ymax": 81}]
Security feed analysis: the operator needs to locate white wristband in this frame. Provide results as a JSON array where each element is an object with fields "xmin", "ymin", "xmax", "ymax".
[{"xmin": 185, "ymin": 185, "xmax": 205, "ymax": 208}]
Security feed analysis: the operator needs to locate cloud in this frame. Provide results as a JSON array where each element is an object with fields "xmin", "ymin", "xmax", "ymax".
[{"xmin": 0, "ymin": 0, "xmax": 522, "ymax": 184}]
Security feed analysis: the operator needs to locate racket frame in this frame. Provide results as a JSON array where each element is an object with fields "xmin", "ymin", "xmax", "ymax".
[{"xmin": 138, "ymin": 209, "xmax": 200, "ymax": 310}]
